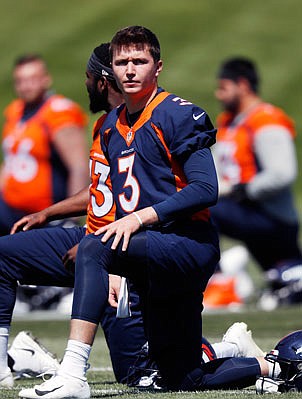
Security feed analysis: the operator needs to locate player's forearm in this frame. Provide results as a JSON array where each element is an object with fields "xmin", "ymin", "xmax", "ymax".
[
  {"xmin": 132, "ymin": 206, "xmax": 159, "ymax": 226},
  {"xmin": 153, "ymin": 148, "xmax": 218, "ymax": 222},
  {"xmin": 43, "ymin": 187, "xmax": 89, "ymax": 221}
]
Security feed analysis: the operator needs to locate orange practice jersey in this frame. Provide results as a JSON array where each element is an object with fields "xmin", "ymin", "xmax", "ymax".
[
  {"xmin": 86, "ymin": 115, "xmax": 115, "ymax": 234},
  {"xmin": 215, "ymin": 102, "xmax": 296, "ymax": 185},
  {"xmin": 1, "ymin": 94, "xmax": 87, "ymax": 212}
]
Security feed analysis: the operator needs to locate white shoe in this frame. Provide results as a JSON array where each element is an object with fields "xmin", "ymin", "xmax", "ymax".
[
  {"xmin": 18, "ymin": 374, "xmax": 90, "ymax": 398},
  {"xmin": 222, "ymin": 322, "xmax": 265, "ymax": 357},
  {"xmin": 8, "ymin": 331, "xmax": 60, "ymax": 378},
  {"xmin": 0, "ymin": 367, "xmax": 14, "ymax": 388}
]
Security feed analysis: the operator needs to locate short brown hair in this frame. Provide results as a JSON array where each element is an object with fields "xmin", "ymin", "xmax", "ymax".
[
  {"xmin": 110, "ymin": 25, "xmax": 161, "ymax": 63},
  {"xmin": 14, "ymin": 54, "xmax": 46, "ymax": 68}
]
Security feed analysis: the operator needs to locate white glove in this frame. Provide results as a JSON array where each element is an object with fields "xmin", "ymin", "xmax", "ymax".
[{"xmin": 255, "ymin": 376, "xmax": 283, "ymax": 394}]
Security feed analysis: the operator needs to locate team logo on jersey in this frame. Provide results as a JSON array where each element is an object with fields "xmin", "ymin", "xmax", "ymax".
[{"xmin": 127, "ymin": 129, "xmax": 133, "ymax": 142}]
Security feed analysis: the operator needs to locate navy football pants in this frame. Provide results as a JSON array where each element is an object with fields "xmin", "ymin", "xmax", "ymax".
[
  {"xmin": 181, "ymin": 357, "xmax": 261, "ymax": 390},
  {"xmin": 0, "ymin": 226, "xmax": 146, "ymax": 383},
  {"xmin": 211, "ymin": 198, "xmax": 302, "ymax": 270},
  {"xmin": 72, "ymin": 223, "xmax": 220, "ymax": 390}
]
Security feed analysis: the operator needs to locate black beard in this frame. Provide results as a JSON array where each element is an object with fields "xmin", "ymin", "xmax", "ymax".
[
  {"xmin": 223, "ymin": 97, "xmax": 240, "ymax": 114},
  {"xmin": 89, "ymin": 84, "xmax": 110, "ymax": 114}
]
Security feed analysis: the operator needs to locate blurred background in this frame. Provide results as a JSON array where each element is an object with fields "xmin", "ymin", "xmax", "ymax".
[
  {"xmin": 0, "ymin": 0, "xmax": 301, "ymax": 302},
  {"xmin": 1, "ymin": 0, "xmax": 301, "ymax": 163}
]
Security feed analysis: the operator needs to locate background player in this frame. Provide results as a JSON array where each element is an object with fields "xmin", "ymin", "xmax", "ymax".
[
  {"xmin": 0, "ymin": 54, "xmax": 89, "ymax": 235},
  {"xmin": 205, "ymin": 57, "xmax": 302, "ymax": 309}
]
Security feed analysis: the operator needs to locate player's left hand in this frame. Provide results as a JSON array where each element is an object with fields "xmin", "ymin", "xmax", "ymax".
[
  {"xmin": 95, "ymin": 213, "xmax": 142, "ymax": 251},
  {"xmin": 94, "ymin": 206, "xmax": 158, "ymax": 251}
]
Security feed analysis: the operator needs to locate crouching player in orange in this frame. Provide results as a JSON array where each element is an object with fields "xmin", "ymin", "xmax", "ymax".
[{"xmin": 0, "ymin": 54, "xmax": 89, "ymax": 235}]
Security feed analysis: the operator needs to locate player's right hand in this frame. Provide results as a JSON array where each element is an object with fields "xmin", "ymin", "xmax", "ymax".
[
  {"xmin": 108, "ymin": 274, "xmax": 122, "ymax": 308},
  {"xmin": 10, "ymin": 211, "xmax": 48, "ymax": 234},
  {"xmin": 62, "ymin": 244, "xmax": 79, "ymax": 273}
]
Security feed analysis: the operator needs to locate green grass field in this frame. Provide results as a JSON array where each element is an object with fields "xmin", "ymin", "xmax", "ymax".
[{"xmin": 0, "ymin": 305, "xmax": 300, "ymax": 399}]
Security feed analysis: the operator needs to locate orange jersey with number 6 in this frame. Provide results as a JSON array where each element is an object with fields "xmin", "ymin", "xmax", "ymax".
[{"xmin": 1, "ymin": 94, "xmax": 87, "ymax": 212}]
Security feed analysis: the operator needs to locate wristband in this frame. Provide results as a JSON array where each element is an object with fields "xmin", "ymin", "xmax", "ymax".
[{"xmin": 133, "ymin": 211, "xmax": 143, "ymax": 226}]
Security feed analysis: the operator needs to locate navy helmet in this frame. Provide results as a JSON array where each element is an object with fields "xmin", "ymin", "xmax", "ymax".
[{"xmin": 264, "ymin": 330, "xmax": 302, "ymax": 392}]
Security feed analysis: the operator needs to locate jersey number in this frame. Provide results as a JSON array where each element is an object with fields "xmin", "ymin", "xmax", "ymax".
[
  {"xmin": 3, "ymin": 138, "xmax": 38, "ymax": 182},
  {"xmin": 118, "ymin": 153, "xmax": 140, "ymax": 212},
  {"xmin": 90, "ymin": 160, "xmax": 113, "ymax": 217}
]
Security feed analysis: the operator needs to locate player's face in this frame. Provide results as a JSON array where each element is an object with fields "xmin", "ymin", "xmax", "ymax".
[
  {"xmin": 215, "ymin": 79, "xmax": 241, "ymax": 113},
  {"xmin": 111, "ymin": 45, "xmax": 162, "ymax": 98},
  {"xmin": 85, "ymin": 71, "xmax": 109, "ymax": 113},
  {"xmin": 13, "ymin": 61, "xmax": 51, "ymax": 105}
]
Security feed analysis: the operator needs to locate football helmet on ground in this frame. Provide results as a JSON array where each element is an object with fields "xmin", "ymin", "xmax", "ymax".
[{"xmin": 256, "ymin": 330, "xmax": 302, "ymax": 393}]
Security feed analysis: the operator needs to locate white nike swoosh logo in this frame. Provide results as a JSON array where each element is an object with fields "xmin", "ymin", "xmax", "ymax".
[{"xmin": 193, "ymin": 111, "xmax": 205, "ymax": 121}]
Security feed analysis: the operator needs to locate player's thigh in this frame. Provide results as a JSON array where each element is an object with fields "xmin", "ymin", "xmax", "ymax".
[
  {"xmin": 211, "ymin": 199, "xmax": 277, "ymax": 238},
  {"xmin": 246, "ymin": 222, "xmax": 301, "ymax": 269},
  {"xmin": 0, "ymin": 227, "xmax": 85, "ymax": 286},
  {"xmin": 125, "ymin": 228, "xmax": 219, "ymax": 293}
]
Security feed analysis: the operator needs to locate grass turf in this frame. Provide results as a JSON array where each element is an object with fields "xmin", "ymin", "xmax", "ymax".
[{"xmin": 1, "ymin": 304, "xmax": 300, "ymax": 398}]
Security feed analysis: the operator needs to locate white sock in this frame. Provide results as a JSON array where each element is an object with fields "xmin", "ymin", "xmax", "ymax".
[
  {"xmin": 212, "ymin": 342, "xmax": 239, "ymax": 358},
  {"xmin": 0, "ymin": 326, "xmax": 10, "ymax": 375},
  {"xmin": 267, "ymin": 360, "xmax": 281, "ymax": 379},
  {"xmin": 59, "ymin": 340, "xmax": 91, "ymax": 380}
]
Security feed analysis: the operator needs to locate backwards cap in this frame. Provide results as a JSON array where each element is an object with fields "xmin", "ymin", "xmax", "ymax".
[{"xmin": 87, "ymin": 43, "xmax": 114, "ymax": 80}]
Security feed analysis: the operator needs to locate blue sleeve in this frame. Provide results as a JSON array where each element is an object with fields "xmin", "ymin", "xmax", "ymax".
[
  {"xmin": 152, "ymin": 148, "xmax": 218, "ymax": 222},
  {"xmin": 170, "ymin": 112, "xmax": 217, "ymax": 161},
  {"xmin": 153, "ymin": 95, "xmax": 217, "ymax": 160}
]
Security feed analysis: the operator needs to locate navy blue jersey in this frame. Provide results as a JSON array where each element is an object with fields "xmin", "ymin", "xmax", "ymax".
[{"xmin": 100, "ymin": 88, "xmax": 217, "ymax": 223}]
